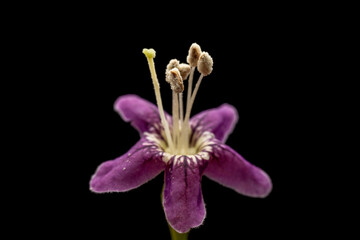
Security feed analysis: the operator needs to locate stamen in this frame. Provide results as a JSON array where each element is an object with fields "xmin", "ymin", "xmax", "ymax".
[
  {"xmin": 177, "ymin": 63, "xmax": 191, "ymax": 80},
  {"xmin": 182, "ymin": 73, "xmax": 204, "ymax": 150},
  {"xmin": 179, "ymin": 92, "xmax": 184, "ymax": 127},
  {"xmin": 143, "ymin": 48, "xmax": 174, "ymax": 152},
  {"xmin": 180, "ymin": 67, "xmax": 194, "ymax": 152},
  {"xmin": 186, "ymin": 67, "xmax": 196, "ymax": 122},
  {"xmin": 182, "ymin": 49, "xmax": 214, "ymax": 150},
  {"xmin": 186, "ymin": 43, "xmax": 202, "ymax": 114},
  {"xmin": 143, "ymin": 44, "xmax": 214, "ymax": 156},
  {"xmin": 187, "ymin": 43, "xmax": 202, "ymax": 67},
  {"xmin": 172, "ymin": 91, "xmax": 180, "ymax": 152},
  {"xmin": 166, "ymin": 67, "xmax": 184, "ymax": 153},
  {"xmin": 184, "ymin": 52, "xmax": 213, "ymax": 121},
  {"xmin": 186, "ymin": 51, "xmax": 214, "ymax": 117},
  {"xmin": 166, "ymin": 68, "xmax": 184, "ymax": 93},
  {"xmin": 197, "ymin": 52, "xmax": 213, "ymax": 76},
  {"xmin": 187, "ymin": 74, "xmax": 204, "ymax": 118},
  {"xmin": 166, "ymin": 59, "xmax": 180, "ymax": 72}
]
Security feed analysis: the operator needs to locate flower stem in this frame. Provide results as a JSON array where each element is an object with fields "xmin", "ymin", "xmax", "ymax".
[{"xmin": 169, "ymin": 225, "xmax": 189, "ymax": 240}]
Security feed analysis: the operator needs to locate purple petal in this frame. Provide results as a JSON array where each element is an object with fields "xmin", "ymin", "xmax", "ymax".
[
  {"xmin": 190, "ymin": 104, "xmax": 238, "ymax": 142},
  {"xmin": 90, "ymin": 138, "xmax": 165, "ymax": 193},
  {"xmin": 114, "ymin": 94, "xmax": 162, "ymax": 134},
  {"xmin": 205, "ymin": 144, "xmax": 272, "ymax": 198},
  {"xmin": 163, "ymin": 157, "xmax": 207, "ymax": 233}
]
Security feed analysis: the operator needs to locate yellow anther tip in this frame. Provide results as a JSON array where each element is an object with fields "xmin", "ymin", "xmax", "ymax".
[{"xmin": 143, "ymin": 48, "xmax": 156, "ymax": 59}]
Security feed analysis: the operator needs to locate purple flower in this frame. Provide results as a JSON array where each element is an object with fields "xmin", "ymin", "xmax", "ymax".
[{"xmin": 90, "ymin": 45, "xmax": 272, "ymax": 234}]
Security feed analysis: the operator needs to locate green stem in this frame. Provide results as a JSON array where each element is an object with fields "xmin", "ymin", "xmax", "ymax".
[{"xmin": 169, "ymin": 225, "xmax": 189, "ymax": 240}]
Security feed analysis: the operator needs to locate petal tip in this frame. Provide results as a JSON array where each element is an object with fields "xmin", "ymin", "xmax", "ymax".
[
  {"xmin": 249, "ymin": 169, "xmax": 273, "ymax": 198},
  {"xmin": 260, "ymin": 174, "xmax": 273, "ymax": 198},
  {"xmin": 112, "ymin": 94, "xmax": 161, "ymax": 133},
  {"xmin": 168, "ymin": 216, "xmax": 205, "ymax": 234},
  {"xmin": 164, "ymin": 198, "xmax": 207, "ymax": 233},
  {"xmin": 113, "ymin": 94, "xmax": 139, "ymax": 114},
  {"xmin": 89, "ymin": 176, "xmax": 103, "ymax": 193},
  {"xmin": 220, "ymin": 103, "xmax": 239, "ymax": 123}
]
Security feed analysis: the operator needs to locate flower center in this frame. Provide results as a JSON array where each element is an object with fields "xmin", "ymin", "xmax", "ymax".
[
  {"xmin": 143, "ymin": 129, "xmax": 216, "ymax": 163},
  {"xmin": 143, "ymin": 44, "xmax": 213, "ymax": 157}
]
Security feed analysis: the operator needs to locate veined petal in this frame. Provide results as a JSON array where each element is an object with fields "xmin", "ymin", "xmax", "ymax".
[
  {"xmin": 163, "ymin": 157, "xmax": 207, "ymax": 233},
  {"xmin": 190, "ymin": 104, "xmax": 238, "ymax": 142},
  {"xmin": 90, "ymin": 138, "xmax": 165, "ymax": 193},
  {"xmin": 205, "ymin": 144, "xmax": 272, "ymax": 198},
  {"xmin": 114, "ymin": 94, "xmax": 165, "ymax": 134}
]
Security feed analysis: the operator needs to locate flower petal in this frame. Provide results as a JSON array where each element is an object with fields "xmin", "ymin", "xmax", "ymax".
[
  {"xmin": 163, "ymin": 158, "xmax": 207, "ymax": 233},
  {"xmin": 90, "ymin": 138, "xmax": 165, "ymax": 193},
  {"xmin": 205, "ymin": 144, "xmax": 272, "ymax": 198},
  {"xmin": 190, "ymin": 104, "xmax": 238, "ymax": 142},
  {"xmin": 114, "ymin": 94, "xmax": 162, "ymax": 134}
]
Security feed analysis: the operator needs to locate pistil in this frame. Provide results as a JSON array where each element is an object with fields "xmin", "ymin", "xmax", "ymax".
[{"xmin": 143, "ymin": 49, "xmax": 175, "ymax": 152}]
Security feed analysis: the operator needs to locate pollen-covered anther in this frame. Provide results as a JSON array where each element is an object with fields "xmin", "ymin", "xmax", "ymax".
[
  {"xmin": 187, "ymin": 43, "xmax": 202, "ymax": 67},
  {"xmin": 166, "ymin": 59, "xmax": 180, "ymax": 73},
  {"xmin": 166, "ymin": 68, "xmax": 184, "ymax": 93},
  {"xmin": 177, "ymin": 63, "xmax": 191, "ymax": 80},
  {"xmin": 197, "ymin": 52, "xmax": 213, "ymax": 76}
]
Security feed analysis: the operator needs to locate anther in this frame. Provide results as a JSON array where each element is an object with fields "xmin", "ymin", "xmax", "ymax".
[
  {"xmin": 166, "ymin": 68, "xmax": 184, "ymax": 93},
  {"xmin": 187, "ymin": 43, "xmax": 202, "ymax": 67},
  {"xmin": 177, "ymin": 63, "xmax": 191, "ymax": 80},
  {"xmin": 166, "ymin": 59, "xmax": 180, "ymax": 72},
  {"xmin": 197, "ymin": 52, "xmax": 213, "ymax": 76}
]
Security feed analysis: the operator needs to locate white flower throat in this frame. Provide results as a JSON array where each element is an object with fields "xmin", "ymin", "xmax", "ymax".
[{"xmin": 142, "ymin": 44, "xmax": 213, "ymax": 157}]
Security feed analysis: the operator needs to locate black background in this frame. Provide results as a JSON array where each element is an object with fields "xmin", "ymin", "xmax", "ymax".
[{"xmin": 20, "ymin": 5, "xmax": 333, "ymax": 239}]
